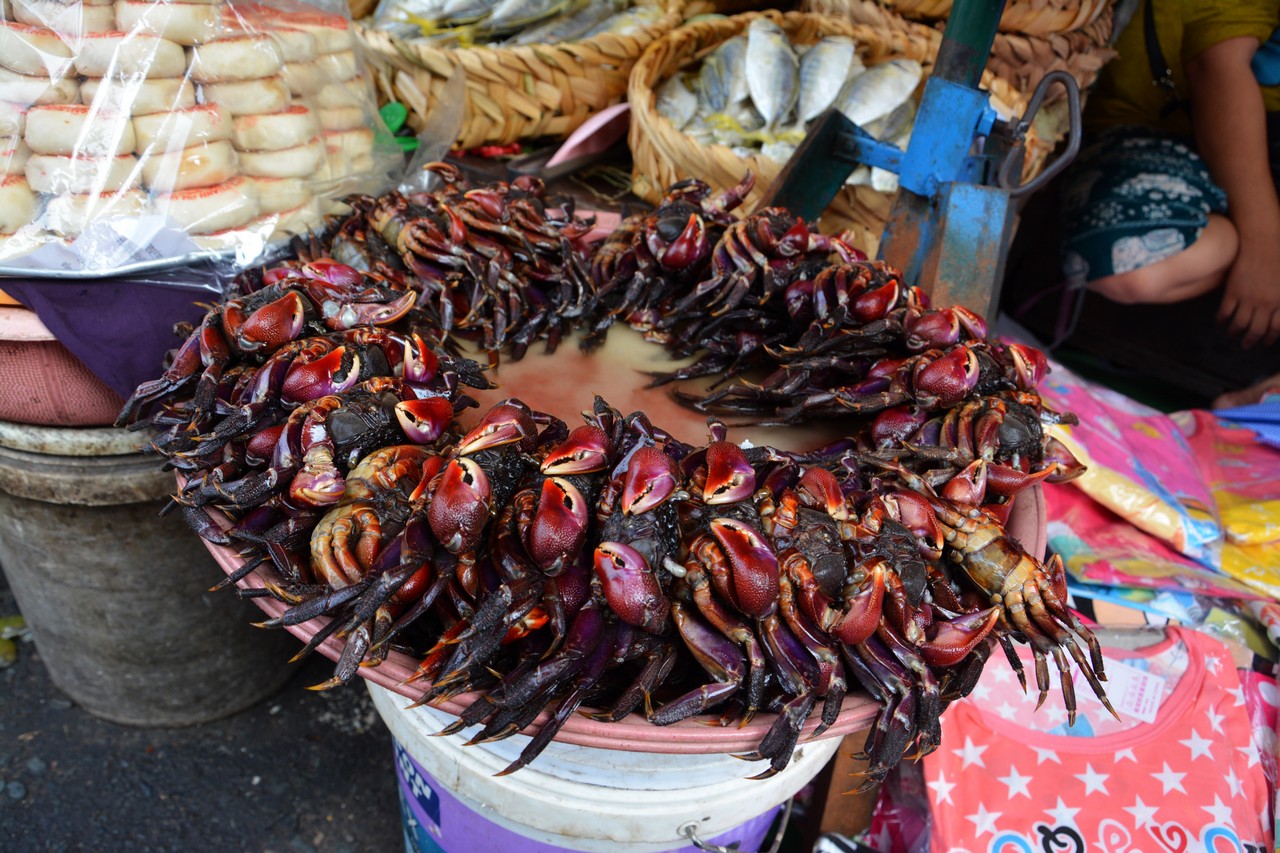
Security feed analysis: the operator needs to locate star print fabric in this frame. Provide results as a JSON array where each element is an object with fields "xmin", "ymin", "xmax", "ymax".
[{"xmin": 922, "ymin": 627, "xmax": 1271, "ymax": 851}]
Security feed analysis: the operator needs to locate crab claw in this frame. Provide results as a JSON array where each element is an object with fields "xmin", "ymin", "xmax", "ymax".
[
  {"xmin": 658, "ymin": 213, "xmax": 708, "ymax": 271},
  {"xmin": 427, "ymin": 458, "xmax": 491, "ymax": 553},
  {"xmin": 871, "ymin": 405, "xmax": 928, "ymax": 449},
  {"xmin": 232, "ymin": 291, "xmax": 307, "ymax": 353},
  {"xmin": 952, "ymin": 305, "xmax": 988, "ymax": 340},
  {"xmin": 1006, "ymin": 342, "xmax": 1049, "ymax": 389},
  {"xmin": 710, "ymin": 518, "xmax": 779, "ymax": 619},
  {"xmin": 396, "ymin": 397, "xmax": 454, "ymax": 444},
  {"xmin": 778, "ymin": 218, "xmax": 812, "ymax": 257},
  {"xmin": 905, "ymin": 308, "xmax": 961, "ymax": 351},
  {"xmin": 458, "ymin": 399, "xmax": 536, "ymax": 455},
  {"xmin": 541, "ymin": 426, "xmax": 612, "ymax": 476},
  {"xmin": 298, "ymin": 259, "xmax": 365, "ymax": 288},
  {"xmin": 941, "ymin": 459, "xmax": 988, "ymax": 505},
  {"xmin": 593, "ymin": 542, "xmax": 669, "ymax": 634},
  {"xmin": 408, "ymin": 455, "xmax": 447, "ymax": 503},
  {"xmin": 986, "ymin": 461, "xmax": 1054, "ymax": 498},
  {"xmin": 281, "ymin": 347, "xmax": 361, "ymax": 404},
  {"xmin": 622, "ymin": 446, "xmax": 681, "ymax": 514},
  {"xmin": 832, "ymin": 561, "xmax": 885, "ymax": 645},
  {"xmin": 324, "ymin": 288, "xmax": 416, "ymax": 330},
  {"xmin": 797, "ymin": 467, "xmax": 850, "ymax": 521},
  {"xmin": 703, "ymin": 442, "xmax": 755, "ymax": 505},
  {"xmin": 853, "ymin": 279, "xmax": 900, "ymax": 323},
  {"xmin": 527, "ymin": 477, "xmax": 589, "ymax": 575},
  {"xmin": 1042, "ymin": 436, "xmax": 1086, "ymax": 483},
  {"xmin": 913, "ymin": 346, "xmax": 979, "ymax": 408},
  {"xmin": 918, "ymin": 606, "xmax": 1000, "ymax": 667},
  {"xmin": 403, "ymin": 334, "xmax": 440, "ymax": 385},
  {"xmin": 883, "ymin": 490, "xmax": 944, "ymax": 559}
]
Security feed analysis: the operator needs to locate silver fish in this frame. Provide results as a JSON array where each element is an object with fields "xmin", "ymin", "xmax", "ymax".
[
  {"xmin": 485, "ymin": 0, "xmax": 577, "ymax": 35},
  {"xmin": 797, "ymin": 36, "xmax": 857, "ymax": 124},
  {"xmin": 506, "ymin": 0, "xmax": 622, "ymax": 44},
  {"xmin": 582, "ymin": 4, "xmax": 664, "ymax": 38},
  {"xmin": 863, "ymin": 97, "xmax": 915, "ymax": 140},
  {"xmin": 722, "ymin": 36, "xmax": 750, "ymax": 107},
  {"xmin": 745, "ymin": 18, "xmax": 797, "ymax": 129},
  {"xmin": 697, "ymin": 35, "xmax": 746, "ymax": 115},
  {"xmin": 656, "ymin": 73, "xmax": 698, "ymax": 130},
  {"xmin": 761, "ymin": 139, "xmax": 797, "ymax": 165},
  {"xmin": 837, "ymin": 58, "xmax": 922, "ymax": 128}
]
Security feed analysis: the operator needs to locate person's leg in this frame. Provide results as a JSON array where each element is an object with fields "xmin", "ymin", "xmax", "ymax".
[{"xmin": 1086, "ymin": 213, "xmax": 1239, "ymax": 304}]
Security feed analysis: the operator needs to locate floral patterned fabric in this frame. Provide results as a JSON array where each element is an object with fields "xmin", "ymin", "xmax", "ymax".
[{"xmin": 1061, "ymin": 127, "xmax": 1229, "ymax": 284}]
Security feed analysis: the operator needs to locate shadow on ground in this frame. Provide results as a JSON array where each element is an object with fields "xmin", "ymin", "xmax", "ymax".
[{"xmin": 0, "ymin": 570, "xmax": 403, "ymax": 853}]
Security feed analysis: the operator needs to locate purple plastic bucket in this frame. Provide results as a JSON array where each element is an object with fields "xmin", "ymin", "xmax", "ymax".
[{"xmin": 392, "ymin": 740, "xmax": 782, "ymax": 853}]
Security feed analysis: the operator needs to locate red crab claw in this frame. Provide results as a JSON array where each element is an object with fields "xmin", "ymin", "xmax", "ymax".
[
  {"xmin": 281, "ymin": 346, "xmax": 361, "ymax": 404},
  {"xmin": 464, "ymin": 188, "xmax": 506, "ymax": 220},
  {"xmin": 396, "ymin": 397, "xmax": 454, "ymax": 444},
  {"xmin": 322, "ymin": 288, "xmax": 416, "ymax": 330},
  {"xmin": 870, "ymin": 405, "xmax": 928, "ymax": 448},
  {"xmin": 1042, "ymin": 436, "xmax": 1086, "ymax": 483},
  {"xmin": 985, "ymin": 461, "xmax": 1054, "ymax": 498},
  {"xmin": 297, "ymin": 259, "xmax": 365, "ymax": 288},
  {"xmin": 703, "ymin": 442, "xmax": 755, "ymax": 505},
  {"xmin": 982, "ymin": 499, "xmax": 1014, "ymax": 526},
  {"xmin": 428, "ymin": 458, "xmax": 491, "ymax": 553},
  {"xmin": 913, "ymin": 346, "xmax": 979, "ymax": 408},
  {"xmin": 883, "ymin": 489, "xmax": 944, "ymax": 559},
  {"xmin": 593, "ymin": 542, "xmax": 670, "ymax": 634},
  {"xmin": 228, "ymin": 291, "xmax": 307, "ymax": 353},
  {"xmin": 541, "ymin": 426, "xmax": 611, "ymax": 476},
  {"xmin": 1006, "ymin": 342, "xmax": 1049, "ymax": 389},
  {"xmin": 941, "ymin": 459, "xmax": 988, "ymax": 505},
  {"xmin": 797, "ymin": 467, "xmax": 850, "ymax": 521},
  {"xmin": 952, "ymin": 305, "xmax": 988, "ymax": 340},
  {"xmin": 408, "ymin": 455, "xmax": 447, "ymax": 502},
  {"xmin": 918, "ymin": 606, "xmax": 1000, "ymax": 667},
  {"xmin": 905, "ymin": 308, "xmax": 961, "ymax": 351},
  {"xmin": 527, "ymin": 477, "xmax": 589, "ymax": 575},
  {"xmin": 622, "ymin": 446, "xmax": 681, "ymax": 514},
  {"xmin": 710, "ymin": 170, "xmax": 755, "ymax": 213},
  {"xmin": 831, "ymin": 236, "xmax": 868, "ymax": 263},
  {"xmin": 245, "ymin": 425, "xmax": 284, "ymax": 464},
  {"xmin": 710, "ymin": 518, "xmax": 779, "ymax": 619},
  {"xmin": 832, "ymin": 560, "xmax": 885, "ymax": 645},
  {"xmin": 458, "ymin": 399, "xmax": 536, "ymax": 455},
  {"xmin": 853, "ymin": 279, "xmax": 900, "ymax": 323},
  {"xmin": 657, "ymin": 213, "xmax": 707, "ymax": 271},
  {"xmin": 403, "ymin": 334, "xmax": 440, "ymax": 385},
  {"xmin": 778, "ymin": 218, "xmax": 811, "ymax": 257},
  {"xmin": 867, "ymin": 356, "xmax": 910, "ymax": 381}
]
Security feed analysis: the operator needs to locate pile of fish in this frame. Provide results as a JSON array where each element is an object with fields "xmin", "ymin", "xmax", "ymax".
[
  {"xmin": 371, "ymin": 0, "xmax": 663, "ymax": 46},
  {"xmin": 655, "ymin": 18, "xmax": 923, "ymax": 191}
]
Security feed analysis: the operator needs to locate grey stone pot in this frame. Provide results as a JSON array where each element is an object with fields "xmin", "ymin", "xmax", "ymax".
[{"xmin": 0, "ymin": 421, "xmax": 295, "ymax": 726}]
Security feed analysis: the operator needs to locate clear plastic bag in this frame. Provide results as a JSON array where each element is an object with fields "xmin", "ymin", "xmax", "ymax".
[{"xmin": 0, "ymin": 0, "xmax": 400, "ymax": 275}]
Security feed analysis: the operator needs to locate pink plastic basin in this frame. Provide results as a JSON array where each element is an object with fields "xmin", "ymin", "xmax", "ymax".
[{"xmin": 197, "ymin": 484, "xmax": 1045, "ymax": 754}]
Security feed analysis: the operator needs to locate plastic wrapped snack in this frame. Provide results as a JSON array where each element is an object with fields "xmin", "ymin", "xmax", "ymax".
[{"xmin": 0, "ymin": 0, "xmax": 399, "ymax": 275}]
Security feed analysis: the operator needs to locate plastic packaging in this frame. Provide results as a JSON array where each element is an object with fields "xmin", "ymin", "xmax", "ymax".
[{"xmin": 0, "ymin": 0, "xmax": 400, "ymax": 275}]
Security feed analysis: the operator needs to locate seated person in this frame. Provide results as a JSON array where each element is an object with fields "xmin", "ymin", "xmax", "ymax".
[{"xmin": 1058, "ymin": 0, "xmax": 1280, "ymax": 407}]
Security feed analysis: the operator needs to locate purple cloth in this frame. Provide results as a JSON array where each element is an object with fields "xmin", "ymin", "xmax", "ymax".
[{"xmin": 2, "ymin": 264, "xmax": 226, "ymax": 401}]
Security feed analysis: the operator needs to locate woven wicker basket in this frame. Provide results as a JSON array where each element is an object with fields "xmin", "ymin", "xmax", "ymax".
[
  {"xmin": 873, "ymin": 0, "xmax": 1109, "ymax": 36},
  {"xmin": 358, "ymin": 0, "xmax": 683, "ymax": 150},
  {"xmin": 628, "ymin": 10, "xmax": 1036, "ymax": 255},
  {"xmin": 805, "ymin": 0, "xmax": 1115, "ymax": 103}
]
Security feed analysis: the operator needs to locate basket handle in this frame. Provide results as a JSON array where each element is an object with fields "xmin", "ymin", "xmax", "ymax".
[{"xmin": 997, "ymin": 69, "xmax": 1082, "ymax": 199}]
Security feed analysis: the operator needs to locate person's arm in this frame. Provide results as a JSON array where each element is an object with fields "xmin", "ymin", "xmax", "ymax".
[{"xmin": 1186, "ymin": 35, "xmax": 1280, "ymax": 347}]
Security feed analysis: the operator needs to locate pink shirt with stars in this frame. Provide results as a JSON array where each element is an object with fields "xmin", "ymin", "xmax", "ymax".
[{"xmin": 922, "ymin": 626, "xmax": 1271, "ymax": 852}]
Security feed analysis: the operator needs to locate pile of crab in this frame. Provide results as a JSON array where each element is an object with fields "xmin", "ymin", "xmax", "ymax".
[{"xmin": 119, "ymin": 170, "xmax": 1103, "ymax": 787}]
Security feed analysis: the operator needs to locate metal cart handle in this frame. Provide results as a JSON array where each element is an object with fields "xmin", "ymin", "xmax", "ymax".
[{"xmin": 998, "ymin": 69, "xmax": 1083, "ymax": 199}]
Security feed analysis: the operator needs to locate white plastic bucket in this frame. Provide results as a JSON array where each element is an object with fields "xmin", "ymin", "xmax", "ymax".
[{"xmin": 368, "ymin": 682, "xmax": 844, "ymax": 853}]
